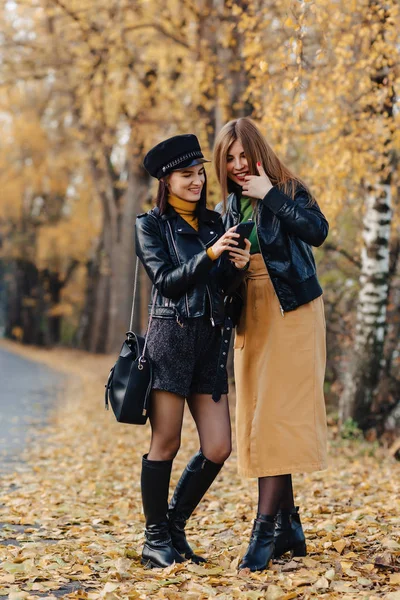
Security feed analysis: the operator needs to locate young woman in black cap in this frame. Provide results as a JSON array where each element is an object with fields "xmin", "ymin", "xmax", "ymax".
[{"xmin": 136, "ymin": 134, "xmax": 250, "ymax": 568}]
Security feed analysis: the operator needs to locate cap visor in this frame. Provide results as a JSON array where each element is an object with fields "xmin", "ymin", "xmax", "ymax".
[{"xmin": 173, "ymin": 157, "xmax": 210, "ymax": 171}]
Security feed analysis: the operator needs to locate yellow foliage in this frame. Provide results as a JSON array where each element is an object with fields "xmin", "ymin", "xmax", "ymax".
[
  {"xmin": 47, "ymin": 302, "xmax": 74, "ymax": 317},
  {"xmin": 0, "ymin": 0, "xmax": 399, "ymax": 309}
]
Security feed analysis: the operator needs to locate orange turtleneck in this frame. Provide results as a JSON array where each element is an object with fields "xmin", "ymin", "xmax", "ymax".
[
  {"xmin": 168, "ymin": 194, "xmax": 199, "ymax": 230},
  {"xmin": 168, "ymin": 194, "xmax": 217, "ymax": 261}
]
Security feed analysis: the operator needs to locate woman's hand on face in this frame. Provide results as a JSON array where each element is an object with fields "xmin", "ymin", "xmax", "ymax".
[
  {"xmin": 229, "ymin": 238, "xmax": 251, "ymax": 270},
  {"xmin": 211, "ymin": 227, "xmax": 240, "ymax": 259},
  {"xmin": 242, "ymin": 162, "xmax": 273, "ymax": 199}
]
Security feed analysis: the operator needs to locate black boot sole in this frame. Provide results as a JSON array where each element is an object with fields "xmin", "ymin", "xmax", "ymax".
[
  {"xmin": 171, "ymin": 540, "xmax": 207, "ymax": 564},
  {"xmin": 274, "ymin": 540, "xmax": 307, "ymax": 559},
  {"xmin": 141, "ymin": 556, "xmax": 185, "ymax": 569},
  {"xmin": 141, "ymin": 557, "xmax": 156, "ymax": 569},
  {"xmin": 185, "ymin": 553, "xmax": 206, "ymax": 564},
  {"xmin": 238, "ymin": 558, "xmax": 273, "ymax": 572}
]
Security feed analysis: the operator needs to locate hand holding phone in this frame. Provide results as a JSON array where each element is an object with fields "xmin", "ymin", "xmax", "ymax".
[
  {"xmin": 228, "ymin": 221, "xmax": 253, "ymax": 269},
  {"xmin": 235, "ymin": 221, "xmax": 255, "ymax": 249},
  {"xmin": 210, "ymin": 222, "xmax": 254, "ymax": 260}
]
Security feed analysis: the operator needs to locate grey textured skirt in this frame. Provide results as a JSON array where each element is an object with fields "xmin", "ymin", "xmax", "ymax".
[{"xmin": 146, "ymin": 317, "xmax": 228, "ymax": 398}]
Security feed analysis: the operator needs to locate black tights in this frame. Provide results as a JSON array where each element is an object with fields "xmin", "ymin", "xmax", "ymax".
[
  {"xmin": 147, "ymin": 390, "xmax": 231, "ymax": 464},
  {"xmin": 257, "ymin": 474, "xmax": 295, "ymax": 517}
]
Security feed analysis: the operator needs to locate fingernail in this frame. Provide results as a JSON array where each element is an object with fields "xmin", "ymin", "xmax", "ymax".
[{"xmin": 257, "ymin": 161, "xmax": 261, "ymax": 166}]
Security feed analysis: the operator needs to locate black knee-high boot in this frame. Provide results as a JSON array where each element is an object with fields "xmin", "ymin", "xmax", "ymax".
[
  {"xmin": 141, "ymin": 454, "xmax": 185, "ymax": 568},
  {"xmin": 238, "ymin": 514, "xmax": 275, "ymax": 572},
  {"xmin": 168, "ymin": 451, "xmax": 223, "ymax": 563},
  {"xmin": 274, "ymin": 506, "xmax": 307, "ymax": 558}
]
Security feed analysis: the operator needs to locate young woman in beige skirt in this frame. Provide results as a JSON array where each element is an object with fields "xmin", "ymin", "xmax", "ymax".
[{"xmin": 214, "ymin": 117, "xmax": 328, "ymax": 572}]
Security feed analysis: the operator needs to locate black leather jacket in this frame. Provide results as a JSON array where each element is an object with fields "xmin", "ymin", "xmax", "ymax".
[
  {"xmin": 135, "ymin": 204, "xmax": 243, "ymax": 325},
  {"xmin": 215, "ymin": 183, "xmax": 329, "ymax": 313}
]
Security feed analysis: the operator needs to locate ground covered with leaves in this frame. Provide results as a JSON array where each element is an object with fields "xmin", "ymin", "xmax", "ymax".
[{"xmin": 0, "ymin": 341, "xmax": 399, "ymax": 600}]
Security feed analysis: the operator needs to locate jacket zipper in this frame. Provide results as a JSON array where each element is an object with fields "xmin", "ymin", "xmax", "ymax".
[
  {"xmin": 199, "ymin": 234, "xmax": 218, "ymax": 327},
  {"xmin": 206, "ymin": 286, "xmax": 215, "ymax": 327},
  {"xmin": 167, "ymin": 221, "xmax": 189, "ymax": 324},
  {"xmin": 236, "ymin": 205, "xmax": 285, "ymax": 317}
]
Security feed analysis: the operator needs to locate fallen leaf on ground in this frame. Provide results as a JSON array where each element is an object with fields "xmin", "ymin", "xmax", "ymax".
[
  {"xmin": 333, "ymin": 539, "xmax": 347, "ymax": 554},
  {"xmin": 265, "ymin": 584, "xmax": 285, "ymax": 599},
  {"xmin": 1, "ymin": 341, "xmax": 399, "ymax": 600},
  {"xmin": 375, "ymin": 552, "xmax": 399, "ymax": 570},
  {"xmin": 314, "ymin": 576, "xmax": 330, "ymax": 589}
]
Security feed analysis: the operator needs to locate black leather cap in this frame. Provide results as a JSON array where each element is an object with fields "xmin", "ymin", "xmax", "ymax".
[{"xmin": 143, "ymin": 134, "xmax": 209, "ymax": 179}]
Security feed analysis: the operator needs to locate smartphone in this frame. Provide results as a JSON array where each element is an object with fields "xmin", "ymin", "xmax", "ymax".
[{"xmin": 235, "ymin": 221, "xmax": 255, "ymax": 249}]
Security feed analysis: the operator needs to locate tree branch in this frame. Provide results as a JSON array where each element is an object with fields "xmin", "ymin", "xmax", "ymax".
[
  {"xmin": 324, "ymin": 242, "xmax": 362, "ymax": 269},
  {"xmin": 49, "ymin": 0, "xmax": 100, "ymax": 34},
  {"xmin": 61, "ymin": 259, "xmax": 80, "ymax": 288},
  {"xmin": 123, "ymin": 23, "xmax": 190, "ymax": 49}
]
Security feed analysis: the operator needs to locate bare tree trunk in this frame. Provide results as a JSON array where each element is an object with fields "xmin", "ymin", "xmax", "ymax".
[
  {"xmin": 385, "ymin": 402, "xmax": 400, "ymax": 437},
  {"xmin": 80, "ymin": 143, "xmax": 149, "ymax": 354},
  {"xmin": 75, "ymin": 257, "xmax": 101, "ymax": 350},
  {"xmin": 196, "ymin": 0, "xmax": 219, "ymax": 149},
  {"xmin": 217, "ymin": 0, "xmax": 252, "ymax": 122},
  {"xmin": 111, "ymin": 149, "xmax": 149, "ymax": 346},
  {"xmin": 196, "ymin": 0, "xmax": 252, "ymax": 149},
  {"xmin": 87, "ymin": 233, "xmax": 111, "ymax": 353}
]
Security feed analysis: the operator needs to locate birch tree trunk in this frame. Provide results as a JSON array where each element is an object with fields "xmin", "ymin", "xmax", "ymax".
[
  {"xmin": 339, "ymin": 0, "xmax": 396, "ymax": 433},
  {"xmin": 382, "ymin": 236, "xmax": 400, "ymax": 440},
  {"xmin": 339, "ymin": 185, "xmax": 392, "ymax": 429}
]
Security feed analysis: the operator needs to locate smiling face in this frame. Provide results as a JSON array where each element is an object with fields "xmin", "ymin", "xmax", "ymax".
[
  {"xmin": 226, "ymin": 139, "xmax": 250, "ymax": 186},
  {"xmin": 167, "ymin": 163, "xmax": 206, "ymax": 202}
]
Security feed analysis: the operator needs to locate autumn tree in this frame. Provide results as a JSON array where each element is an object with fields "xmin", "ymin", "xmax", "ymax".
[
  {"xmin": 333, "ymin": 0, "xmax": 398, "ymax": 435},
  {"xmin": 0, "ymin": 78, "xmax": 99, "ymax": 345},
  {"xmin": 1, "ymin": 0, "xmax": 400, "ymax": 443}
]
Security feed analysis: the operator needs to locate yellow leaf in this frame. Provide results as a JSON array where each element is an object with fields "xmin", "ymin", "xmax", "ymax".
[
  {"xmin": 265, "ymin": 585, "xmax": 285, "ymax": 600},
  {"xmin": 382, "ymin": 538, "xmax": 400, "ymax": 550},
  {"xmin": 325, "ymin": 568, "xmax": 335, "ymax": 580},
  {"xmin": 390, "ymin": 573, "xmax": 400, "ymax": 585},
  {"xmin": 333, "ymin": 539, "xmax": 347, "ymax": 554},
  {"xmin": 314, "ymin": 576, "xmax": 330, "ymax": 590},
  {"xmin": 284, "ymin": 17, "xmax": 296, "ymax": 28}
]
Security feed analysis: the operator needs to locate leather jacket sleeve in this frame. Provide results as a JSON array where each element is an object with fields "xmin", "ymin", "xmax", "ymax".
[
  {"xmin": 214, "ymin": 252, "xmax": 247, "ymax": 296},
  {"xmin": 262, "ymin": 186, "xmax": 329, "ymax": 247},
  {"xmin": 135, "ymin": 214, "xmax": 214, "ymax": 299}
]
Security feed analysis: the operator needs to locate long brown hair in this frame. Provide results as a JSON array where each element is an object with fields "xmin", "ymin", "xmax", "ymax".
[{"xmin": 213, "ymin": 117, "xmax": 312, "ymax": 209}]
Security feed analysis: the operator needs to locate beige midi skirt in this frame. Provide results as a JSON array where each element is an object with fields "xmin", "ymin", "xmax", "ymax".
[{"xmin": 234, "ymin": 254, "xmax": 328, "ymax": 478}]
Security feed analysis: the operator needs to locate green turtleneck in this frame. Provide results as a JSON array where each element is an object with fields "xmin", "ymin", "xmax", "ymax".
[{"xmin": 240, "ymin": 196, "xmax": 260, "ymax": 254}]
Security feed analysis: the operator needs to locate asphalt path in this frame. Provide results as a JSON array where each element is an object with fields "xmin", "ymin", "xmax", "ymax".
[{"xmin": 0, "ymin": 346, "xmax": 66, "ymax": 474}]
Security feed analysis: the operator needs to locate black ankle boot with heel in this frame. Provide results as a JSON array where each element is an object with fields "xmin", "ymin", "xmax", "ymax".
[
  {"xmin": 168, "ymin": 451, "xmax": 223, "ymax": 564},
  {"xmin": 141, "ymin": 454, "xmax": 185, "ymax": 569},
  {"xmin": 274, "ymin": 506, "xmax": 307, "ymax": 559},
  {"xmin": 238, "ymin": 514, "xmax": 275, "ymax": 572}
]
